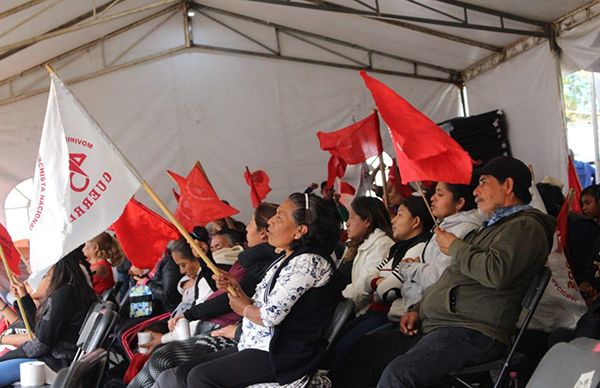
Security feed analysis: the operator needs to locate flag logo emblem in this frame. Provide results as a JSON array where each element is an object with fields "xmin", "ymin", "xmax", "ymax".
[{"xmin": 69, "ymin": 153, "xmax": 90, "ymax": 192}]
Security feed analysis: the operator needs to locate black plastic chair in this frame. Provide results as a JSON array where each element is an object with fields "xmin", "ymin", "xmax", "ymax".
[
  {"xmin": 324, "ymin": 299, "xmax": 355, "ymax": 351},
  {"xmin": 449, "ymin": 267, "xmax": 552, "ymax": 388},
  {"xmin": 51, "ymin": 348, "xmax": 108, "ymax": 388},
  {"xmin": 73, "ymin": 302, "xmax": 119, "ymax": 362}
]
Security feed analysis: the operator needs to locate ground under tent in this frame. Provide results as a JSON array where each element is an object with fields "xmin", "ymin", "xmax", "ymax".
[{"xmin": 1, "ymin": 0, "xmax": 600, "ymax": 231}]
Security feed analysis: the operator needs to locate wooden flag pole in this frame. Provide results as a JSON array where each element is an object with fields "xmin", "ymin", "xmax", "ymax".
[
  {"xmin": 416, "ymin": 181, "xmax": 439, "ymax": 229},
  {"xmin": 0, "ymin": 246, "xmax": 33, "ymax": 340},
  {"xmin": 378, "ymin": 154, "xmax": 389, "ymax": 211},
  {"xmin": 196, "ymin": 161, "xmax": 235, "ymax": 230},
  {"xmin": 141, "ymin": 181, "xmax": 238, "ymax": 296}
]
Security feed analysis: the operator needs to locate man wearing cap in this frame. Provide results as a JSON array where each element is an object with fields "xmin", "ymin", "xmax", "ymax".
[{"xmin": 330, "ymin": 156, "xmax": 555, "ymax": 388}]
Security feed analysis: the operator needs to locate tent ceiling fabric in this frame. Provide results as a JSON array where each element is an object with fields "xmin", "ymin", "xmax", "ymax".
[{"xmin": 0, "ymin": 0, "xmax": 594, "ymax": 86}]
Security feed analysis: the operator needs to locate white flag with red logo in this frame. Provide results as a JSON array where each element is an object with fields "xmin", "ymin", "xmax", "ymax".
[{"xmin": 29, "ymin": 73, "xmax": 141, "ymax": 279}]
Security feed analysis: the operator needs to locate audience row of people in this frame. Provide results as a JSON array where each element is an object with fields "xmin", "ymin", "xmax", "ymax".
[{"xmin": 0, "ymin": 155, "xmax": 599, "ymax": 388}]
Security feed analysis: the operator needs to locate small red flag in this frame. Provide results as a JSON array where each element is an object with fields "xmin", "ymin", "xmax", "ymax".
[
  {"xmin": 244, "ymin": 169, "xmax": 272, "ymax": 208},
  {"xmin": 387, "ymin": 158, "xmax": 413, "ymax": 198},
  {"xmin": 556, "ymin": 197, "xmax": 569, "ymax": 258},
  {"xmin": 317, "ymin": 112, "xmax": 383, "ymax": 165},
  {"xmin": 112, "ymin": 198, "xmax": 180, "ymax": 269},
  {"xmin": 0, "ymin": 223, "xmax": 21, "ymax": 276},
  {"xmin": 326, "ymin": 155, "xmax": 347, "ymax": 190},
  {"xmin": 568, "ymin": 157, "xmax": 582, "ymax": 213},
  {"xmin": 168, "ymin": 167, "xmax": 238, "ymax": 230},
  {"xmin": 360, "ymin": 71, "xmax": 472, "ymax": 184}
]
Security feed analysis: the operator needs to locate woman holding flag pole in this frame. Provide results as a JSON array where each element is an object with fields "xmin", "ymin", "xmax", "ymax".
[{"xmin": 0, "ymin": 249, "xmax": 97, "ymax": 387}]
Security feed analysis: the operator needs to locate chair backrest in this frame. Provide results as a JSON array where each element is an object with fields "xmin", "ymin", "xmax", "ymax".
[
  {"xmin": 324, "ymin": 299, "xmax": 354, "ymax": 350},
  {"xmin": 75, "ymin": 302, "xmax": 118, "ymax": 361},
  {"xmin": 51, "ymin": 348, "xmax": 108, "ymax": 388},
  {"xmin": 492, "ymin": 267, "xmax": 552, "ymax": 388},
  {"xmin": 83, "ymin": 308, "xmax": 118, "ymax": 355},
  {"xmin": 520, "ymin": 267, "xmax": 552, "ymax": 331},
  {"xmin": 526, "ymin": 339, "xmax": 600, "ymax": 388}
]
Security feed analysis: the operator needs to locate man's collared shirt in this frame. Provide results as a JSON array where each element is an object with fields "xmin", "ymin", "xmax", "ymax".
[{"xmin": 484, "ymin": 204, "xmax": 532, "ymax": 227}]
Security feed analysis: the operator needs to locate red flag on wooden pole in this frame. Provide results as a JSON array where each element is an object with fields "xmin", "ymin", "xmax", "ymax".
[
  {"xmin": 168, "ymin": 168, "xmax": 238, "ymax": 230},
  {"xmin": 244, "ymin": 167, "xmax": 271, "ymax": 208},
  {"xmin": 568, "ymin": 156, "xmax": 583, "ymax": 213},
  {"xmin": 112, "ymin": 198, "xmax": 180, "ymax": 269},
  {"xmin": 360, "ymin": 71, "xmax": 472, "ymax": 184},
  {"xmin": 326, "ymin": 155, "xmax": 348, "ymax": 190},
  {"xmin": 317, "ymin": 112, "xmax": 383, "ymax": 165},
  {"xmin": 0, "ymin": 224, "xmax": 21, "ymax": 276}
]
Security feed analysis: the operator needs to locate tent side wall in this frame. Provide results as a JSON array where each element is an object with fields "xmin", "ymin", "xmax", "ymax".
[{"xmin": 466, "ymin": 42, "xmax": 569, "ymax": 186}]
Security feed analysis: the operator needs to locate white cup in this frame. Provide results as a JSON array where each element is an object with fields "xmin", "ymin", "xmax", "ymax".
[
  {"xmin": 20, "ymin": 361, "xmax": 46, "ymax": 386},
  {"xmin": 175, "ymin": 318, "xmax": 191, "ymax": 340},
  {"xmin": 138, "ymin": 331, "xmax": 152, "ymax": 354}
]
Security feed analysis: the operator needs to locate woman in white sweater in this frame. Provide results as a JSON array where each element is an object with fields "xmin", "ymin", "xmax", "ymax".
[
  {"xmin": 341, "ymin": 196, "xmax": 395, "ymax": 316},
  {"xmin": 376, "ymin": 181, "xmax": 483, "ymax": 320}
]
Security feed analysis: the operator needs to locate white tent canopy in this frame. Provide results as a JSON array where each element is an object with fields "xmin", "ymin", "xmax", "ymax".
[{"xmin": 1, "ymin": 0, "xmax": 599, "ymax": 232}]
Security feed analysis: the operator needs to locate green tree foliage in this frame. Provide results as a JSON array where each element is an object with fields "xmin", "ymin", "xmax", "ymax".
[{"xmin": 563, "ymin": 71, "xmax": 591, "ymax": 121}]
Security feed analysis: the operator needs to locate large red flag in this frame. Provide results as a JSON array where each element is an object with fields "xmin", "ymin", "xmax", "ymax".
[
  {"xmin": 360, "ymin": 71, "xmax": 472, "ymax": 184},
  {"xmin": 0, "ymin": 223, "xmax": 21, "ymax": 276},
  {"xmin": 112, "ymin": 198, "xmax": 180, "ymax": 269},
  {"xmin": 568, "ymin": 157, "xmax": 582, "ymax": 213},
  {"xmin": 317, "ymin": 112, "xmax": 383, "ymax": 165},
  {"xmin": 168, "ymin": 168, "xmax": 238, "ymax": 230},
  {"xmin": 244, "ymin": 169, "xmax": 271, "ymax": 208},
  {"xmin": 326, "ymin": 155, "xmax": 348, "ymax": 190}
]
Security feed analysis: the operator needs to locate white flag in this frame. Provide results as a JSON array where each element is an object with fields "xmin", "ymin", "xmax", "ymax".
[{"xmin": 29, "ymin": 73, "xmax": 141, "ymax": 279}]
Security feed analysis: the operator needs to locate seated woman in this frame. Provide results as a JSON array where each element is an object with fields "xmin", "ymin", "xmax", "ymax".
[
  {"xmin": 83, "ymin": 231, "xmax": 124, "ymax": 295},
  {"xmin": 152, "ymin": 193, "xmax": 342, "ymax": 387},
  {"xmin": 340, "ymin": 196, "xmax": 395, "ymax": 316},
  {"xmin": 127, "ymin": 203, "xmax": 280, "ymax": 388},
  {"xmin": 376, "ymin": 181, "xmax": 480, "ymax": 320},
  {"xmin": 0, "ymin": 250, "xmax": 97, "ymax": 386},
  {"xmin": 332, "ymin": 195, "xmax": 434, "ymax": 364}
]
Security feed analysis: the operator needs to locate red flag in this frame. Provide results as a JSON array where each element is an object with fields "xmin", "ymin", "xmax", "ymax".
[
  {"xmin": 168, "ymin": 167, "xmax": 238, "ymax": 230},
  {"xmin": 112, "ymin": 198, "xmax": 180, "ymax": 269},
  {"xmin": 326, "ymin": 155, "xmax": 347, "ymax": 190},
  {"xmin": 317, "ymin": 112, "xmax": 383, "ymax": 165},
  {"xmin": 388, "ymin": 158, "xmax": 414, "ymax": 198},
  {"xmin": 0, "ymin": 224, "xmax": 21, "ymax": 276},
  {"xmin": 360, "ymin": 71, "xmax": 472, "ymax": 184},
  {"xmin": 568, "ymin": 157, "xmax": 582, "ymax": 213},
  {"xmin": 244, "ymin": 169, "xmax": 272, "ymax": 208},
  {"xmin": 556, "ymin": 197, "xmax": 569, "ymax": 258}
]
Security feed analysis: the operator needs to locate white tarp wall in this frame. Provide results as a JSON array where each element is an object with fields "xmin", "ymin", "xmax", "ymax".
[
  {"xmin": 466, "ymin": 42, "xmax": 569, "ymax": 186},
  {"xmin": 0, "ymin": 51, "xmax": 460, "ymax": 230},
  {"xmin": 559, "ymin": 14, "xmax": 600, "ymax": 73}
]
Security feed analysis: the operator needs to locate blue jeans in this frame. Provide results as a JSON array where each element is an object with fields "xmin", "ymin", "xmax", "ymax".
[{"xmin": 0, "ymin": 358, "xmax": 38, "ymax": 387}]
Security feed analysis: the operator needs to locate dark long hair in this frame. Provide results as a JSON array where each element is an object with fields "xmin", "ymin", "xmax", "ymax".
[
  {"xmin": 402, "ymin": 195, "xmax": 435, "ymax": 233},
  {"xmin": 444, "ymin": 180, "xmax": 477, "ymax": 212},
  {"xmin": 287, "ymin": 193, "xmax": 342, "ymax": 254},
  {"xmin": 350, "ymin": 196, "xmax": 393, "ymax": 238},
  {"xmin": 170, "ymin": 237, "xmax": 196, "ymax": 261},
  {"xmin": 343, "ymin": 196, "xmax": 392, "ymax": 261},
  {"xmin": 40, "ymin": 248, "xmax": 97, "ymax": 322},
  {"xmin": 255, "ymin": 202, "xmax": 278, "ymax": 231}
]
